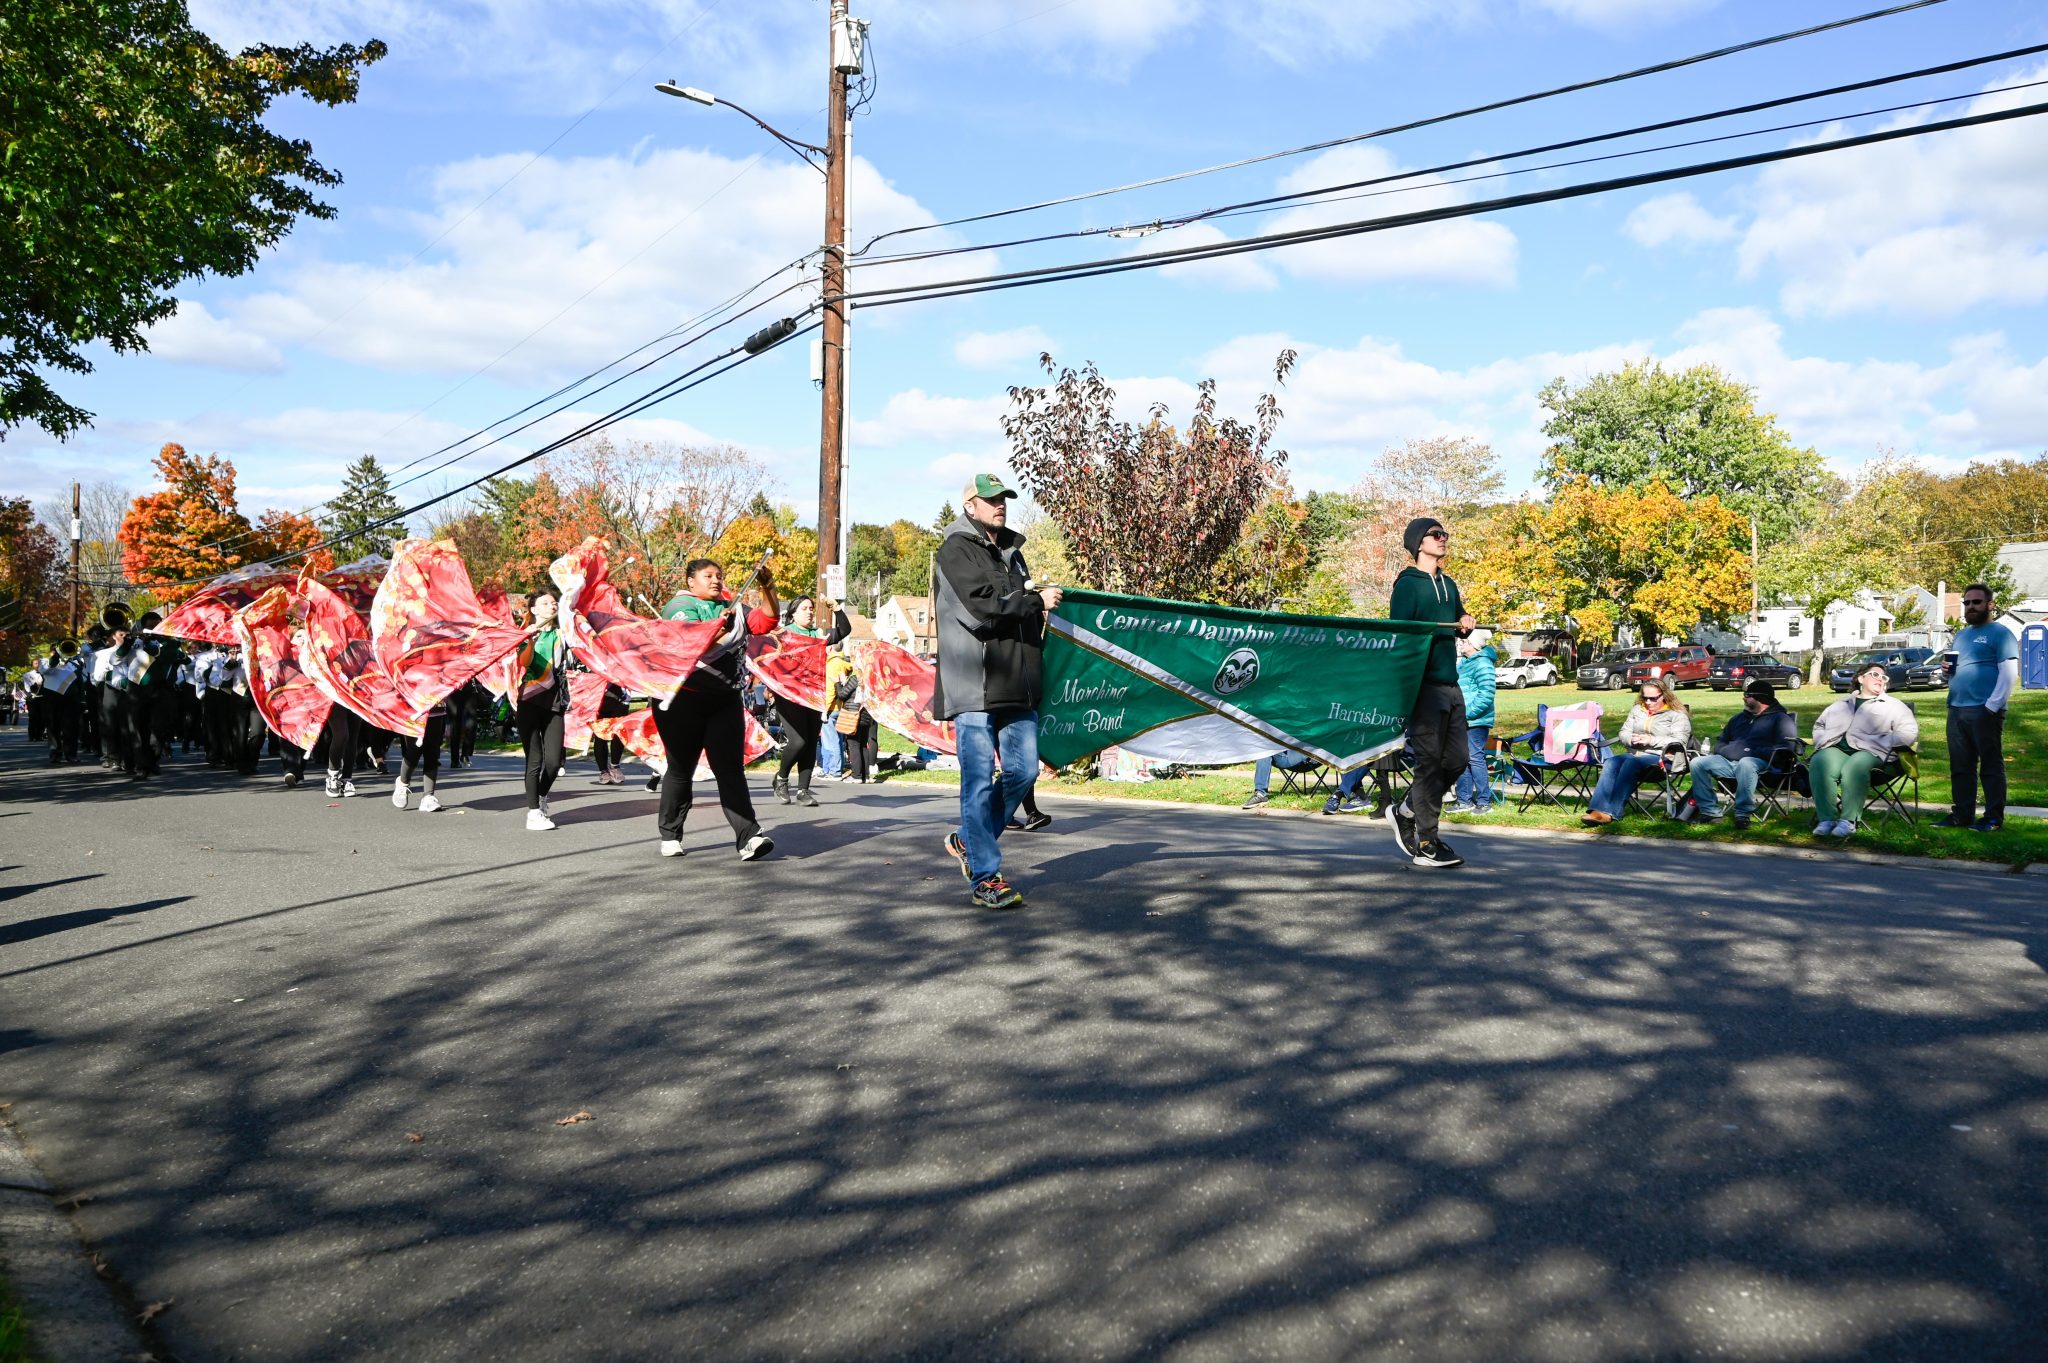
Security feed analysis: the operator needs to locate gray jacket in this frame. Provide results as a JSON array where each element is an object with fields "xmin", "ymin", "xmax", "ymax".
[
  {"xmin": 1812, "ymin": 693, "xmax": 1919, "ymax": 759},
  {"xmin": 932, "ymin": 516, "xmax": 1044, "ymax": 719},
  {"xmin": 1616, "ymin": 703, "xmax": 1693, "ymax": 751}
]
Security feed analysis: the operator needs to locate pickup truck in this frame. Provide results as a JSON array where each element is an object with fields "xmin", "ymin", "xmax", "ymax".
[{"xmin": 1623, "ymin": 645, "xmax": 1715, "ymax": 689}]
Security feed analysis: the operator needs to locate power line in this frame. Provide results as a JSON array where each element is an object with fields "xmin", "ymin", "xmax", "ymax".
[
  {"xmin": 853, "ymin": 42, "xmax": 2048, "ymax": 268},
  {"xmin": 855, "ymin": 0, "xmax": 1948, "ymax": 256},
  {"xmin": 840, "ymin": 96, "xmax": 2048, "ymax": 310}
]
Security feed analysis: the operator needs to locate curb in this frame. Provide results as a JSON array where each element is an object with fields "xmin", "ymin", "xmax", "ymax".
[
  {"xmin": 0, "ymin": 1110, "xmax": 148, "ymax": 1361},
  {"xmin": 1021, "ymin": 785, "xmax": 2037, "ymax": 879}
]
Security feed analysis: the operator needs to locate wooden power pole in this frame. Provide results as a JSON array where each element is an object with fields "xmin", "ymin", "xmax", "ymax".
[
  {"xmin": 816, "ymin": 0, "xmax": 854, "ymax": 597},
  {"xmin": 68, "ymin": 481, "xmax": 82, "ymax": 638}
]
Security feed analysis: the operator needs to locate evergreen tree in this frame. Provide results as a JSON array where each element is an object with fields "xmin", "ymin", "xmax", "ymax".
[
  {"xmin": 932, "ymin": 501, "xmax": 955, "ymax": 533},
  {"xmin": 326, "ymin": 455, "xmax": 404, "ymax": 559}
]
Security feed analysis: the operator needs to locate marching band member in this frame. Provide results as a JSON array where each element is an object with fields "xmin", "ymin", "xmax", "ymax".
[{"xmin": 654, "ymin": 559, "xmax": 776, "ymax": 861}]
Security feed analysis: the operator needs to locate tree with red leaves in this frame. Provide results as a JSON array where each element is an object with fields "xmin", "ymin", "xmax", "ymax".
[{"xmin": 118, "ymin": 443, "xmax": 259, "ymax": 603}]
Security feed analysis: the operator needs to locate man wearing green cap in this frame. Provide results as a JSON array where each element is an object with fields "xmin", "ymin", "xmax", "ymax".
[{"xmin": 933, "ymin": 474, "xmax": 1062, "ymax": 910}]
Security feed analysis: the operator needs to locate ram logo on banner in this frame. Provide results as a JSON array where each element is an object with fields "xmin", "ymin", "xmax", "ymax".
[{"xmin": 1039, "ymin": 589, "xmax": 1440, "ymax": 771}]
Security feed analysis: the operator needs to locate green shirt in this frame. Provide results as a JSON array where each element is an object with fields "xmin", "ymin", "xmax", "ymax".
[
  {"xmin": 523, "ymin": 628, "xmax": 560, "ymax": 685},
  {"xmin": 1389, "ymin": 566, "xmax": 1464, "ymax": 687},
  {"xmin": 661, "ymin": 592, "xmax": 727, "ymax": 623}
]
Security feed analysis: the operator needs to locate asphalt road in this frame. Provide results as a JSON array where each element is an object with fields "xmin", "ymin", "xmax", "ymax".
[{"xmin": 2, "ymin": 733, "xmax": 2045, "ymax": 1363}]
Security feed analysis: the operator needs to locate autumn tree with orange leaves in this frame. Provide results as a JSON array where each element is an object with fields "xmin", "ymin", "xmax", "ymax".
[{"xmin": 119, "ymin": 444, "xmax": 262, "ymax": 602}]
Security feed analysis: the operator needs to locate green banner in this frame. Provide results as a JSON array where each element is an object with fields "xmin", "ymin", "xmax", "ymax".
[{"xmin": 1039, "ymin": 589, "xmax": 1441, "ymax": 771}]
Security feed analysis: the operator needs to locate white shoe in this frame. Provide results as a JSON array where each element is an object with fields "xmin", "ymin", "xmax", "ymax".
[
  {"xmin": 1817, "ymin": 820, "xmax": 1845, "ymax": 837},
  {"xmin": 342, "ymin": 780, "xmax": 358, "ymax": 798},
  {"xmin": 659, "ymin": 839, "xmax": 683, "ymax": 858},
  {"xmin": 1834, "ymin": 820, "xmax": 1859, "ymax": 838},
  {"xmin": 419, "ymin": 793, "xmax": 442, "ymax": 813},
  {"xmin": 739, "ymin": 832, "xmax": 774, "ymax": 861},
  {"xmin": 526, "ymin": 809, "xmax": 556, "ymax": 831},
  {"xmin": 324, "ymin": 776, "xmax": 341, "ymax": 797},
  {"xmin": 391, "ymin": 778, "xmax": 408, "ymax": 809}
]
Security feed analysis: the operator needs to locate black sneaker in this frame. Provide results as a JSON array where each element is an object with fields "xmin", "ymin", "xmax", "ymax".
[
  {"xmin": 944, "ymin": 831, "xmax": 971, "ymax": 881},
  {"xmin": 1971, "ymin": 814, "xmax": 2004, "ymax": 833},
  {"xmin": 1930, "ymin": 812, "xmax": 1969, "ymax": 829},
  {"xmin": 1732, "ymin": 814, "xmax": 1751, "ymax": 831},
  {"xmin": 772, "ymin": 774, "xmax": 792, "ymax": 805},
  {"xmin": 645, "ymin": 773, "xmax": 661, "ymax": 792},
  {"xmin": 1385, "ymin": 800, "xmax": 1419, "ymax": 857},
  {"xmin": 793, "ymin": 788, "xmax": 819, "ymax": 807},
  {"xmin": 1021, "ymin": 811, "xmax": 1052, "ymax": 832},
  {"xmin": 1412, "ymin": 838, "xmax": 1464, "ymax": 869},
  {"xmin": 972, "ymin": 875, "xmax": 1024, "ymax": 910},
  {"xmin": 1242, "ymin": 790, "xmax": 1270, "ymax": 810}
]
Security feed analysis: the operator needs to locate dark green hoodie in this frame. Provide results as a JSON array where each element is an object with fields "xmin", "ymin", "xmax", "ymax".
[{"xmin": 1390, "ymin": 565, "xmax": 1464, "ymax": 686}]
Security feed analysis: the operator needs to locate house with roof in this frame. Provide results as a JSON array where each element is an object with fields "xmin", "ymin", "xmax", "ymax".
[{"xmin": 873, "ymin": 594, "xmax": 937, "ymax": 657}]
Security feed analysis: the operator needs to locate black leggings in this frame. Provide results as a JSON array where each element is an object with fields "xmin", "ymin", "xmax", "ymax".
[
  {"xmin": 321, "ymin": 708, "xmax": 361, "ymax": 781},
  {"xmin": 401, "ymin": 714, "xmax": 445, "ymax": 793},
  {"xmin": 844, "ymin": 712, "xmax": 878, "ymax": 782},
  {"xmin": 652, "ymin": 685, "xmax": 759, "ymax": 847},
  {"xmin": 517, "ymin": 695, "xmax": 564, "ymax": 810},
  {"xmin": 774, "ymin": 700, "xmax": 823, "ymax": 787},
  {"xmin": 592, "ymin": 735, "xmax": 624, "ymax": 769}
]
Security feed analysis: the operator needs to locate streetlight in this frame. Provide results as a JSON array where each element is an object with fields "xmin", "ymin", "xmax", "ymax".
[{"xmin": 657, "ymin": 2, "xmax": 865, "ymax": 599}]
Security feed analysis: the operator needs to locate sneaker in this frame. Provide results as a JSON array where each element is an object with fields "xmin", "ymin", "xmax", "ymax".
[
  {"xmin": 793, "ymin": 787, "xmax": 819, "ymax": 807},
  {"xmin": 341, "ymin": 780, "xmax": 358, "ymax": 799},
  {"xmin": 972, "ymin": 875, "xmax": 1025, "ymax": 910},
  {"xmin": 1444, "ymin": 800, "xmax": 1474, "ymax": 816},
  {"xmin": 391, "ymin": 778, "xmax": 408, "ymax": 809},
  {"xmin": 772, "ymin": 774, "xmax": 792, "ymax": 805},
  {"xmin": 1732, "ymin": 814, "xmax": 1751, "ymax": 831},
  {"xmin": 1835, "ymin": 820, "xmax": 1860, "ymax": 837},
  {"xmin": 284, "ymin": 771, "xmax": 302, "ymax": 789},
  {"xmin": 1412, "ymin": 838, "xmax": 1464, "ymax": 869},
  {"xmin": 1930, "ymin": 812, "xmax": 1969, "ymax": 829},
  {"xmin": 739, "ymin": 832, "xmax": 774, "ymax": 861},
  {"xmin": 1022, "ymin": 810, "xmax": 1052, "ymax": 832},
  {"xmin": 324, "ymin": 776, "xmax": 341, "ymax": 798},
  {"xmin": 419, "ymin": 794, "xmax": 443, "ymax": 813},
  {"xmin": 1466, "ymin": 803, "xmax": 1495, "ymax": 817},
  {"xmin": 1971, "ymin": 814, "xmax": 2004, "ymax": 833},
  {"xmin": 1242, "ymin": 790, "xmax": 1271, "ymax": 810},
  {"xmin": 659, "ymin": 839, "xmax": 683, "ymax": 858},
  {"xmin": 1385, "ymin": 800, "xmax": 1419, "ymax": 857},
  {"xmin": 526, "ymin": 809, "xmax": 556, "ymax": 831},
  {"xmin": 1334, "ymin": 794, "xmax": 1370, "ymax": 814},
  {"xmin": 944, "ymin": 831, "xmax": 972, "ymax": 881}
]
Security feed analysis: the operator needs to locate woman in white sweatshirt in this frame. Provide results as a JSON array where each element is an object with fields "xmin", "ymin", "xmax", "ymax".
[{"xmin": 1807, "ymin": 659, "xmax": 1919, "ymax": 837}]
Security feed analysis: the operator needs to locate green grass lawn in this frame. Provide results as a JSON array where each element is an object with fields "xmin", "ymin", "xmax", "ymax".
[
  {"xmin": 882, "ymin": 686, "xmax": 2048, "ymax": 869},
  {"xmin": 0, "ymin": 1268, "xmax": 43, "ymax": 1363}
]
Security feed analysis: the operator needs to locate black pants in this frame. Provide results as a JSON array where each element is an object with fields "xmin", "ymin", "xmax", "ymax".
[
  {"xmin": 517, "ymin": 695, "xmax": 564, "ymax": 810},
  {"xmin": 591, "ymin": 735, "xmax": 624, "ymax": 770},
  {"xmin": 402, "ymin": 714, "xmax": 445, "ymax": 793},
  {"xmin": 1946, "ymin": 704, "xmax": 2007, "ymax": 820},
  {"xmin": 451, "ymin": 692, "xmax": 479, "ymax": 765},
  {"xmin": 774, "ymin": 700, "xmax": 823, "ymax": 788},
  {"xmin": 843, "ymin": 712, "xmax": 878, "ymax": 782},
  {"xmin": 1405, "ymin": 682, "xmax": 1470, "ymax": 846},
  {"xmin": 130, "ymin": 687, "xmax": 173, "ymax": 775},
  {"xmin": 101, "ymin": 686, "xmax": 131, "ymax": 772},
  {"xmin": 202, "ymin": 690, "xmax": 232, "ymax": 766},
  {"xmin": 227, "ymin": 695, "xmax": 265, "ymax": 773},
  {"xmin": 652, "ymin": 686, "xmax": 760, "ymax": 846},
  {"xmin": 78, "ymin": 684, "xmax": 97, "ymax": 753},
  {"xmin": 321, "ymin": 708, "xmax": 361, "ymax": 782},
  {"xmin": 44, "ymin": 696, "xmax": 79, "ymax": 763}
]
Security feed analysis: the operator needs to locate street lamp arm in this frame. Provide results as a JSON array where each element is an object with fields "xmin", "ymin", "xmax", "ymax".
[
  {"xmin": 717, "ymin": 98, "xmax": 829, "ymax": 163},
  {"xmin": 657, "ymin": 82, "xmax": 828, "ymax": 172}
]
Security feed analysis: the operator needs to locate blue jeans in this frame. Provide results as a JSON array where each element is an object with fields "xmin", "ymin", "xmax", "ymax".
[
  {"xmin": 1588, "ymin": 751, "xmax": 1664, "ymax": 817},
  {"xmin": 817, "ymin": 723, "xmax": 843, "ymax": 775},
  {"xmin": 1454, "ymin": 726, "xmax": 1492, "ymax": 808},
  {"xmin": 1252, "ymin": 749, "xmax": 1314, "ymax": 794},
  {"xmin": 1690, "ymin": 753, "xmax": 1764, "ymax": 817},
  {"xmin": 955, "ymin": 709, "xmax": 1040, "ymax": 884}
]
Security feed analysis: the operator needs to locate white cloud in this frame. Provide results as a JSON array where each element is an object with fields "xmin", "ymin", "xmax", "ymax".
[
  {"xmin": 1529, "ymin": 0, "xmax": 1720, "ymax": 28},
  {"xmin": 214, "ymin": 146, "xmax": 988, "ymax": 386},
  {"xmin": 1151, "ymin": 147, "xmax": 1518, "ymax": 292},
  {"xmin": 850, "ymin": 389, "xmax": 1010, "ymax": 448},
  {"xmin": 140, "ymin": 300, "xmax": 286, "ymax": 373},
  {"xmin": 1622, "ymin": 192, "xmax": 1737, "ymax": 248},
  {"xmin": 1736, "ymin": 66, "xmax": 2048, "ymax": 317},
  {"xmin": 953, "ymin": 326, "xmax": 1057, "ymax": 370},
  {"xmin": 1154, "ymin": 224, "xmax": 1280, "ymax": 292}
]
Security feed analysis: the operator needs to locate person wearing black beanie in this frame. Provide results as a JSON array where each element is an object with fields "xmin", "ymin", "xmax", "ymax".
[{"xmin": 1385, "ymin": 514, "xmax": 1474, "ymax": 868}]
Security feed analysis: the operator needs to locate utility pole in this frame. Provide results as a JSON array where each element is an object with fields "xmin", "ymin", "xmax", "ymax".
[
  {"xmin": 1748, "ymin": 513, "xmax": 1760, "ymax": 646},
  {"xmin": 68, "ymin": 482, "xmax": 82, "ymax": 639},
  {"xmin": 817, "ymin": 0, "xmax": 856, "ymax": 597}
]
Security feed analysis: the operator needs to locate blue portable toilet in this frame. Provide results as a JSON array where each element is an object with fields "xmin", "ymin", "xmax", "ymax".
[{"xmin": 2024, "ymin": 622, "xmax": 2048, "ymax": 689}]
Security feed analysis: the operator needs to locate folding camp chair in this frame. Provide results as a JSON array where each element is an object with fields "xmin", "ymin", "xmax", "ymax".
[
  {"xmin": 1501, "ymin": 702, "xmax": 1604, "ymax": 811},
  {"xmin": 1625, "ymin": 743, "xmax": 1698, "ymax": 820},
  {"xmin": 1698, "ymin": 739, "xmax": 1808, "ymax": 824},
  {"xmin": 1276, "ymin": 756, "xmax": 1332, "ymax": 798},
  {"xmin": 1865, "ymin": 746, "xmax": 1921, "ymax": 827}
]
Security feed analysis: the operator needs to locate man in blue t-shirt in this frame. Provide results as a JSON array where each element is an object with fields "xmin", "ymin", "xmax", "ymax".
[{"xmin": 1935, "ymin": 583, "xmax": 2021, "ymax": 832}]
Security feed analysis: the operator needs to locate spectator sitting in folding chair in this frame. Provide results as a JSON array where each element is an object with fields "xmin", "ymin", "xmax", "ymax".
[
  {"xmin": 1807, "ymin": 659, "xmax": 1919, "ymax": 839},
  {"xmin": 1582, "ymin": 677, "xmax": 1692, "ymax": 826},
  {"xmin": 1685, "ymin": 679, "xmax": 1797, "ymax": 830},
  {"xmin": 1243, "ymin": 748, "xmax": 1319, "ymax": 808}
]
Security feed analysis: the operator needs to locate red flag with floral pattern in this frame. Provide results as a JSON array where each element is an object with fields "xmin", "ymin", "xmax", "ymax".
[
  {"xmin": 161, "ymin": 556, "xmax": 390, "ymax": 645},
  {"xmin": 549, "ymin": 537, "xmax": 721, "ymax": 703},
  {"xmin": 852, "ymin": 640, "xmax": 955, "ymax": 754},
  {"xmin": 296, "ymin": 577, "xmax": 425, "ymax": 737},
  {"xmin": 746, "ymin": 630, "xmax": 829, "ymax": 711},
  {"xmin": 594, "ymin": 705, "xmax": 774, "ymax": 776},
  {"xmin": 370, "ymin": 539, "xmax": 532, "ymax": 715},
  {"xmin": 233, "ymin": 586, "xmax": 331, "ymax": 750}
]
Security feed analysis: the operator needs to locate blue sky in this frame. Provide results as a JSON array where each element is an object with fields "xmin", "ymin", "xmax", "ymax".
[{"xmin": 11, "ymin": 0, "xmax": 2048, "ymax": 539}]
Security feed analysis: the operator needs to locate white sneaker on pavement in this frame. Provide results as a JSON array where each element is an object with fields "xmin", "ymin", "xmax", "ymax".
[
  {"xmin": 391, "ymin": 778, "xmax": 408, "ymax": 809},
  {"xmin": 342, "ymin": 780, "xmax": 358, "ymax": 798},
  {"xmin": 738, "ymin": 832, "xmax": 774, "ymax": 861},
  {"xmin": 659, "ymin": 839, "xmax": 683, "ymax": 857},
  {"xmin": 419, "ymin": 794, "xmax": 442, "ymax": 813},
  {"xmin": 526, "ymin": 809, "xmax": 556, "ymax": 831}
]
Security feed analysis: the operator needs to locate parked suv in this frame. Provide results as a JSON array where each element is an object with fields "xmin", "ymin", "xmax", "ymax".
[
  {"xmin": 1576, "ymin": 648, "xmax": 1659, "ymax": 690},
  {"xmin": 1495, "ymin": 655, "xmax": 1560, "ymax": 689},
  {"xmin": 1624, "ymin": 645, "xmax": 1715, "ymax": 689},
  {"xmin": 1707, "ymin": 653, "xmax": 1802, "ymax": 690},
  {"xmin": 1828, "ymin": 647, "xmax": 1938, "ymax": 691}
]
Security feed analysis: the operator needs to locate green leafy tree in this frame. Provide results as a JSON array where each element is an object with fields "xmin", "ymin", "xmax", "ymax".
[
  {"xmin": 932, "ymin": 502, "xmax": 955, "ymax": 533},
  {"xmin": 1, "ymin": 1, "xmax": 385, "ymax": 438},
  {"xmin": 847, "ymin": 522, "xmax": 899, "ymax": 612},
  {"xmin": 325, "ymin": 455, "xmax": 403, "ymax": 560},
  {"xmin": 1538, "ymin": 360, "xmax": 1826, "ymax": 548}
]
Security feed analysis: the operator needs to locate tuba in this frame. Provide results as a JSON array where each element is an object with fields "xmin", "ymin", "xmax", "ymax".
[{"xmin": 100, "ymin": 601, "xmax": 133, "ymax": 634}]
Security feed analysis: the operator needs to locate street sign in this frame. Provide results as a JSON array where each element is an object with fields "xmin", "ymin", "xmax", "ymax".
[{"xmin": 825, "ymin": 563, "xmax": 846, "ymax": 601}]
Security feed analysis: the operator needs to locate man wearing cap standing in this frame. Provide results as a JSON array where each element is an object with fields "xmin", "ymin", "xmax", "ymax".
[
  {"xmin": 1686, "ymin": 679, "xmax": 1797, "ymax": 830},
  {"xmin": 934, "ymin": 474, "xmax": 1061, "ymax": 910},
  {"xmin": 1385, "ymin": 517, "xmax": 1477, "ymax": 867}
]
